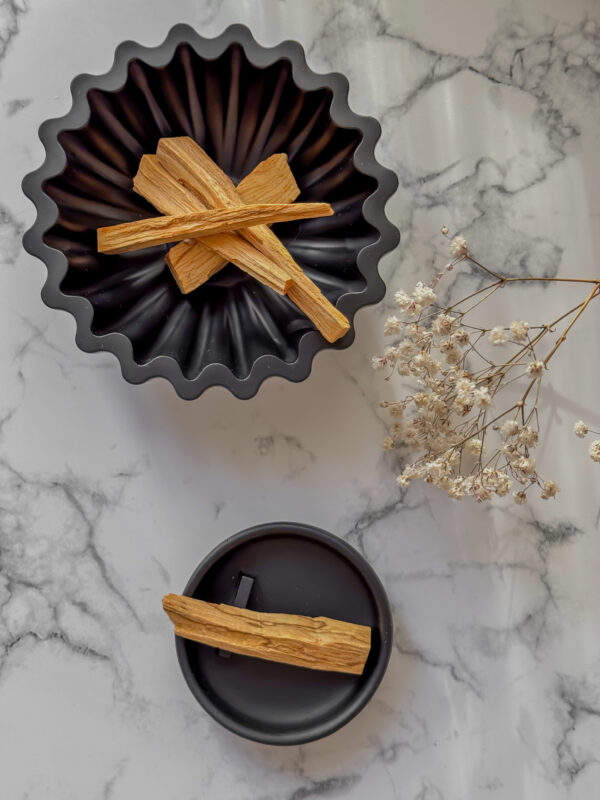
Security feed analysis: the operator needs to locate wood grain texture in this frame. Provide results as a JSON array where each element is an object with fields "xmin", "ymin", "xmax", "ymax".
[
  {"xmin": 134, "ymin": 154, "xmax": 300, "ymax": 293},
  {"xmin": 156, "ymin": 137, "xmax": 351, "ymax": 342},
  {"xmin": 133, "ymin": 154, "xmax": 201, "ymax": 215},
  {"xmin": 167, "ymin": 153, "xmax": 300, "ymax": 290},
  {"xmin": 97, "ymin": 202, "xmax": 332, "ymax": 254},
  {"xmin": 166, "ymin": 232, "xmax": 293, "ymax": 294},
  {"xmin": 236, "ymin": 153, "xmax": 300, "ymax": 205},
  {"xmin": 162, "ymin": 594, "xmax": 371, "ymax": 676}
]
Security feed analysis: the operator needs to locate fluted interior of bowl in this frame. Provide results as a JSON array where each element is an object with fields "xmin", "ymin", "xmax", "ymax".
[{"xmin": 41, "ymin": 44, "xmax": 378, "ymax": 380}]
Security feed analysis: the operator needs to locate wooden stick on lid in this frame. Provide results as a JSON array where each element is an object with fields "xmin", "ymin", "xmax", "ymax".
[{"xmin": 163, "ymin": 594, "xmax": 371, "ymax": 676}]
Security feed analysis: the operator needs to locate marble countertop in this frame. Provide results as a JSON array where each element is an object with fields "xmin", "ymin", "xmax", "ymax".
[{"xmin": 2, "ymin": 0, "xmax": 600, "ymax": 797}]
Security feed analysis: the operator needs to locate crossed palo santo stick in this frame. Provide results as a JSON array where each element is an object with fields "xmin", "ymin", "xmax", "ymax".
[
  {"xmin": 96, "ymin": 137, "xmax": 350, "ymax": 343},
  {"xmin": 98, "ymin": 202, "xmax": 331, "ymax": 257}
]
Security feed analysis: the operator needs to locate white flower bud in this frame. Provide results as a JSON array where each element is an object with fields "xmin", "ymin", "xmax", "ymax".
[
  {"xmin": 489, "ymin": 326, "xmax": 508, "ymax": 345},
  {"xmin": 527, "ymin": 361, "xmax": 544, "ymax": 377},
  {"xmin": 384, "ymin": 315, "xmax": 402, "ymax": 336},
  {"xmin": 450, "ymin": 235, "xmax": 468, "ymax": 258},
  {"xmin": 500, "ymin": 420, "xmax": 519, "ymax": 439},
  {"xmin": 589, "ymin": 440, "xmax": 600, "ymax": 463},
  {"xmin": 509, "ymin": 321, "xmax": 529, "ymax": 342},
  {"xmin": 573, "ymin": 420, "xmax": 589, "ymax": 438},
  {"xmin": 541, "ymin": 480, "xmax": 560, "ymax": 499},
  {"xmin": 413, "ymin": 282, "xmax": 436, "ymax": 308},
  {"xmin": 466, "ymin": 439, "xmax": 483, "ymax": 456}
]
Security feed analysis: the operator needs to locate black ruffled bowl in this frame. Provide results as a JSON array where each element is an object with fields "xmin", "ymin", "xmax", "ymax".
[{"xmin": 22, "ymin": 24, "xmax": 399, "ymax": 399}]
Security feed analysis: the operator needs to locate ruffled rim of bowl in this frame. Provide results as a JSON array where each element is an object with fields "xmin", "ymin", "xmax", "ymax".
[{"xmin": 22, "ymin": 23, "xmax": 399, "ymax": 400}]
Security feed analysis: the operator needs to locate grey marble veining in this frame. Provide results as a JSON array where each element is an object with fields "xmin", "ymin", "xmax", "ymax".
[{"xmin": 2, "ymin": 0, "xmax": 600, "ymax": 797}]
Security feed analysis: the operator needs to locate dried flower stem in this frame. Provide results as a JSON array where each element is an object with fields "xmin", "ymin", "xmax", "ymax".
[
  {"xmin": 542, "ymin": 283, "xmax": 600, "ymax": 365},
  {"xmin": 476, "ymin": 289, "xmax": 599, "ymax": 388},
  {"xmin": 375, "ymin": 230, "xmax": 600, "ymax": 503}
]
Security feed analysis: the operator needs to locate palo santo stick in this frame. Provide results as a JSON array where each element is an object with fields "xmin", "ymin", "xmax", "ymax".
[
  {"xmin": 134, "ymin": 153, "xmax": 299, "ymax": 215},
  {"xmin": 168, "ymin": 233, "xmax": 293, "ymax": 295},
  {"xmin": 167, "ymin": 154, "xmax": 301, "ymax": 289},
  {"xmin": 162, "ymin": 594, "xmax": 371, "ymax": 676},
  {"xmin": 156, "ymin": 137, "xmax": 350, "ymax": 342},
  {"xmin": 133, "ymin": 154, "xmax": 201, "ymax": 215},
  {"xmin": 236, "ymin": 153, "xmax": 300, "ymax": 206},
  {"xmin": 134, "ymin": 154, "xmax": 299, "ymax": 293},
  {"xmin": 97, "ymin": 202, "xmax": 333, "ymax": 255}
]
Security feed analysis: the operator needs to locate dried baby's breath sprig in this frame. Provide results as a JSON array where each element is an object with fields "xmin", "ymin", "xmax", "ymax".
[{"xmin": 374, "ymin": 227, "xmax": 600, "ymax": 503}]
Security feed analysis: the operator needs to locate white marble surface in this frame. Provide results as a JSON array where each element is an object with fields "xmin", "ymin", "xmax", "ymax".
[{"xmin": 2, "ymin": 0, "xmax": 600, "ymax": 797}]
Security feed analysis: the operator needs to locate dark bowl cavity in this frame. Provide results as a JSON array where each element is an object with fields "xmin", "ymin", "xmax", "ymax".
[{"xmin": 23, "ymin": 25, "xmax": 399, "ymax": 398}]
